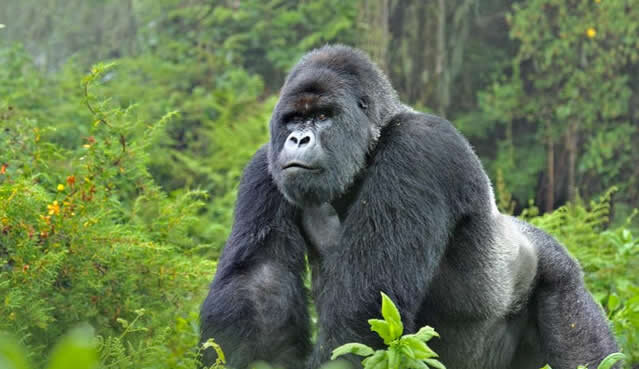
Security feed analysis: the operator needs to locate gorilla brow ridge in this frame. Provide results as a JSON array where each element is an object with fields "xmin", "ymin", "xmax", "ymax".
[{"xmin": 305, "ymin": 45, "xmax": 402, "ymax": 126}]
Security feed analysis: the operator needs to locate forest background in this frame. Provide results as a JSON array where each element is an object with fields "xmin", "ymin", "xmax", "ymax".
[{"xmin": 0, "ymin": 1, "xmax": 637, "ymax": 368}]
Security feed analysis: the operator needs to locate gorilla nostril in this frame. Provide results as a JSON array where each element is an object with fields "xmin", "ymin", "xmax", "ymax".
[
  {"xmin": 290, "ymin": 136, "xmax": 298, "ymax": 144},
  {"xmin": 300, "ymin": 136, "xmax": 311, "ymax": 146}
]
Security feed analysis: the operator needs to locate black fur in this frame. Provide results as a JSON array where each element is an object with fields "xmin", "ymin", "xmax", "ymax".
[{"xmin": 200, "ymin": 45, "xmax": 619, "ymax": 369}]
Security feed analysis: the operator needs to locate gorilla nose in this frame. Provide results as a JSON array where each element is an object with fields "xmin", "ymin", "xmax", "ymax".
[{"xmin": 286, "ymin": 131, "xmax": 315, "ymax": 150}]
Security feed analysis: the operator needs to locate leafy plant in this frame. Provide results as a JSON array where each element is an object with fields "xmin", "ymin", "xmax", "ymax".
[
  {"xmin": 540, "ymin": 352, "xmax": 625, "ymax": 369},
  {"xmin": 0, "ymin": 61, "xmax": 213, "ymax": 368},
  {"xmin": 0, "ymin": 325, "xmax": 98, "ymax": 369},
  {"xmin": 331, "ymin": 292, "xmax": 445, "ymax": 369}
]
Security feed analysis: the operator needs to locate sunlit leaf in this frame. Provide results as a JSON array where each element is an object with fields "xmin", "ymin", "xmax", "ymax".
[
  {"xmin": 331, "ymin": 343, "xmax": 374, "ymax": 360},
  {"xmin": 597, "ymin": 352, "xmax": 625, "ymax": 369},
  {"xmin": 47, "ymin": 325, "xmax": 98, "ymax": 369}
]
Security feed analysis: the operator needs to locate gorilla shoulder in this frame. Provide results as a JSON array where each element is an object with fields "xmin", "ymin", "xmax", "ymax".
[{"xmin": 373, "ymin": 111, "xmax": 499, "ymax": 219}]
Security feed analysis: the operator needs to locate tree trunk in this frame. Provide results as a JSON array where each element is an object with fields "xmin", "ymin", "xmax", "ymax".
[
  {"xmin": 358, "ymin": 0, "xmax": 391, "ymax": 72},
  {"xmin": 436, "ymin": 0, "xmax": 447, "ymax": 116},
  {"xmin": 566, "ymin": 122, "xmax": 577, "ymax": 202},
  {"xmin": 545, "ymin": 122, "xmax": 555, "ymax": 212}
]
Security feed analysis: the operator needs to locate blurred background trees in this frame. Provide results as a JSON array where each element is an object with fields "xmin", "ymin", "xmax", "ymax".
[
  {"xmin": 4, "ymin": 0, "xmax": 637, "ymax": 227},
  {"xmin": 1, "ymin": 0, "xmax": 637, "ymax": 367},
  {"xmin": 2, "ymin": 0, "xmax": 637, "ymax": 227}
]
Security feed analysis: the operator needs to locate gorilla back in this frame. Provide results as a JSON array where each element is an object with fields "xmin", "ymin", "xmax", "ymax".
[{"xmin": 200, "ymin": 45, "xmax": 619, "ymax": 369}]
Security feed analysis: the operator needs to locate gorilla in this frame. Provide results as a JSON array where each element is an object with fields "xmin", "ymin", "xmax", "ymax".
[{"xmin": 200, "ymin": 45, "xmax": 619, "ymax": 369}]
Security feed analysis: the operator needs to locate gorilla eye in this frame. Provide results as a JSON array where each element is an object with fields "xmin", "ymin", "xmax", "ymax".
[{"xmin": 317, "ymin": 113, "xmax": 327, "ymax": 121}]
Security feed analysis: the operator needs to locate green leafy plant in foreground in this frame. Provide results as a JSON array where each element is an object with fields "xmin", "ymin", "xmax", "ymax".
[
  {"xmin": 0, "ymin": 325, "xmax": 98, "ymax": 369},
  {"xmin": 540, "ymin": 352, "xmax": 625, "ymax": 369},
  {"xmin": 331, "ymin": 292, "xmax": 445, "ymax": 369},
  {"xmin": 331, "ymin": 293, "xmax": 626, "ymax": 369}
]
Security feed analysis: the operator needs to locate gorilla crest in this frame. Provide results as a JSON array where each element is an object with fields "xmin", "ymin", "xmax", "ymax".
[{"xmin": 200, "ymin": 45, "xmax": 619, "ymax": 369}]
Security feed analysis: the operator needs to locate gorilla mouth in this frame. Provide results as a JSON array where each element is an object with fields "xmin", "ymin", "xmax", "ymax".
[{"xmin": 283, "ymin": 161, "xmax": 320, "ymax": 172}]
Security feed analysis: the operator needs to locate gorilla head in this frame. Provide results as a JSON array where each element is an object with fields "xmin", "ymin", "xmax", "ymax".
[{"xmin": 268, "ymin": 45, "xmax": 402, "ymax": 206}]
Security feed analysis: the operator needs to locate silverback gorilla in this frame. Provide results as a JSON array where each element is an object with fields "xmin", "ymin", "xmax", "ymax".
[{"xmin": 200, "ymin": 45, "xmax": 619, "ymax": 369}]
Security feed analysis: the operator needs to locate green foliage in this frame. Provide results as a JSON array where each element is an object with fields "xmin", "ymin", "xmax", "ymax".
[
  {"xmin": 142, "ymin": 0, "xmax": 358, "ymax": 86},
  {"xmin": 47, "ymin": 325, "xmax": 98, "ymax": 369},
  {"xmin": 540, "ymin": 352, "xmax": 625, "ymax": 369},
  {"xmin": 332, "ymin": 293, "xmax": 445, "ymax": 369},
  {"xmin": 0, "ymin": 63, "xmax": 212, "ymax": 368},
  {"xmin": 201, "ymin": 338, "xmax": 226, "ymax": 369},
  {"xmin": 1, "ymin": 325, "xmax": 98, "ymax": 369},
  {"xmin": 0, "ymin": 318, "xmax": 206, "ymax": 369},
  {"xmin": 475, "ymin": 0, "xmax": 639, "ymax": 207},
  {"xmin": 524, "ymin": 190, "xmax": 639, "ymax": 365}
]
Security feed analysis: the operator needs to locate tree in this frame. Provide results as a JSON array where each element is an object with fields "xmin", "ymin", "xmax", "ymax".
[{"xmin": 479, "ymin": 0, "xmax": 639, "ymax": 212}]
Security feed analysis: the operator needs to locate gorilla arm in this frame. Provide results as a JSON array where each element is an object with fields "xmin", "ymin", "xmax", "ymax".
[
  {"xmin": 200, "ymin": 146, "xmax": 311, "ymax": 368},
  {"xmin": 309, "ymin": 112, "xmax": 493, "ymax": 365}
]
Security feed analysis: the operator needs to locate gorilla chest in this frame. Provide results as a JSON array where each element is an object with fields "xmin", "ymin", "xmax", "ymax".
[{"xmin": 300, "ymin": 203, "xmax": 342, "ymax": 256}]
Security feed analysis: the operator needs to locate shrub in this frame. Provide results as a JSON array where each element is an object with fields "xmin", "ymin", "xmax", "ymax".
[{"xmin": 0, "ymin": 63, "xmax": 213, "ymax": 368}]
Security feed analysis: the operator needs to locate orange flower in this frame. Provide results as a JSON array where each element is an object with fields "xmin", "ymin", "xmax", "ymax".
[
  {"xmin": 0, "ymin": 163, "xmax": 7, "ymax": 174},
  {"xmin": 66, "ymin": 175, "xmax": 76, "ymax": 187},
  {"xmin": 587, "ymin": 27, "xmax": 597, "ymax": 38}
]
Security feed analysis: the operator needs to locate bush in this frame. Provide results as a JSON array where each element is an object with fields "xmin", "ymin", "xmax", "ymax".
[{"xmin": 0, "ymin": 63, "xmax": 213, "ymax": 368}]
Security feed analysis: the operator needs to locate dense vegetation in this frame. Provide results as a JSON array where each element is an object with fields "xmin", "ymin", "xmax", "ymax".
[{"xmin": 0, "ymin": 0, "xmax": 637, "ymax": 368}]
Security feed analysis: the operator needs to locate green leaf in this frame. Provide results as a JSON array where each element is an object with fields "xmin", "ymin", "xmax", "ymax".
[
  {"xmin": 369, "ymin": 319, "xmax": 393, "ymax": 344},
  {"xmin": 201, "ymin": 338, "xmax": 226, "ymax": 365},
  {"xmin": 380, "ymin": 293, "xmax": 403, "ymax": 325},
  {"xmin": 405, "ymin": 358, "xmax": 429, "ymax": 369},
  {"xmin": 47, "ymin": 325, "xmax": 98, "ymax": 369},
  {"xmin": 361, "ymin": 350, "xmax": 387, "ymax": 369},
  {"xmin": 413, "ymin": 326, "xmax": 440, "ymax": 342},
  {"xmin": 597, "ymin": 353, "xmax": 625, "ymax": 369},
  {"xmin": 400, "ymin": 345, "xmax": 416, "ymax": 359},
  {"xmin": 424, "ymin": 358, "xmax": 447, "ymax": 369},
  {"xmin": 331, "ymin": 343, "xmax": 375, "ymax": 360},
  {"xmin": 607, "ymin": 294, "xmax": 620, "ymax": 312},
  {"xmin": 0, "ymin": 333, "xmax": 31, "ymax": 369},
  {"xmin": 387, "ymin": 346, "xmax": 400, "ymax": 369},
  {"xmin": 400, "ymin": 337, "xmax": 436, "ymax": 359},
  {"xmin": 380, "ymin": 292, "xmax": 404, "ymax": 340}
]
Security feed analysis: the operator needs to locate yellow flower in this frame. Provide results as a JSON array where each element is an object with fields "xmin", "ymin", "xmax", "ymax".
[
  {"xmin": 48, "ymin": 201, "xmax": 60, "ymax": 215},
  {"xmin": 595, "ymin": 0, "xmax": 601, "ymax": 3},
  {"xmin": 587, "ymin": 27, "xmax": 596, "ymax": 38},
  {"xmin": 57, "ymin": 184, "xmax": 65, "ymax": 191}
]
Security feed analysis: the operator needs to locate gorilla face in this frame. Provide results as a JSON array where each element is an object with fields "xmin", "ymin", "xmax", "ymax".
[{"xmin": 268, "ymin": 68, "xmax": 374, "ymax": 207}]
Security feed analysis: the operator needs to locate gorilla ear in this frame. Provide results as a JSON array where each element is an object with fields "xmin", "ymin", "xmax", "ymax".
[{"xmin": 358, "ymin": 97, "xmax": 369, "ymax": 110}]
